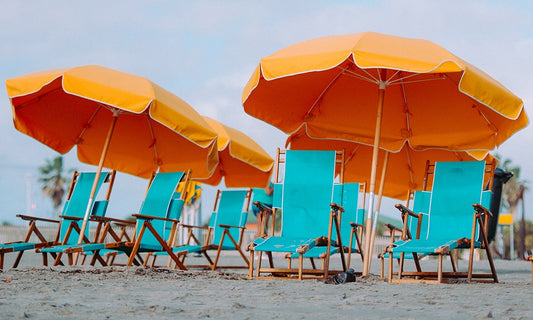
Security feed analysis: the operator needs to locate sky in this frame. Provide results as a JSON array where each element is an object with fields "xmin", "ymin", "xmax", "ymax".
[{"xmin": 0, "ymin": 0, "xmax": 531, "ymax": 225}]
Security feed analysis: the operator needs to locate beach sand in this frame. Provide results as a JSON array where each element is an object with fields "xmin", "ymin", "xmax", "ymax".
[{"xmin": 0, "ymin": 251, "xmax": 532, "ymax": 320}]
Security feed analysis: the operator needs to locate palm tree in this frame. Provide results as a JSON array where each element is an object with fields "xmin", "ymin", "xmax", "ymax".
[
  {"xmin": 38, "ymin": 156, "xmax": 70, "ymax": 216},
  {"xmin": 497, "ymin": 156, "xmax": 528, "ymax": 259}
]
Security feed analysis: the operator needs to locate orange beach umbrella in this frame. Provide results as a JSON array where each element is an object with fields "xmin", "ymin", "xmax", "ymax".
[
  {"xmin": 6, "ymin": 65, "xmax": 219, "ymax": 244},
  {"xmin": 195, "ymin": 117, "xmax": 274, "ymax": 188},
  {"xmin": 243, "ymin": 32, "xmax": 527, "ymax": 275}
]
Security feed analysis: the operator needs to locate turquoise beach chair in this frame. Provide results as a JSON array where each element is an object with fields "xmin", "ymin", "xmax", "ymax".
[
  {"xmin": 248, "ymin": 149, "xmax": 344, "ymax": 280},
  {"xmin": 0, "ymin": 171, "xmax": 114, "ymax": 269},
  {"xmin": 62, "ymin": 171, "xmax": 189, "ymax": 269},
  {"xmin": 36, "ymin": 171, "xmax": 116, "ymax": 266},
  {"xmin": 152, "ymin": 189, "xmax": 251, "ymax": 270},
  {"xmin": 288, "ymin": 182, "xmax": 366, "ymax": 273},
  {"xmin": 388, "ymin": 161, "xmax": 498, "ymax": 284}
]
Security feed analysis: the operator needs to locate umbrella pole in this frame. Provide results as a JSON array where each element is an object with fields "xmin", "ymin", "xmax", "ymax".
[
  {"xmin": 368, "ymin": 151, "xmax": 390, "ymax": 270},
  {"xmin": 362, "ymin": 76, "xmax": 387, "ymax": 276},
  {"xmin": 76, "ymin": 112, "xmax": 119, "ymax": 248}
]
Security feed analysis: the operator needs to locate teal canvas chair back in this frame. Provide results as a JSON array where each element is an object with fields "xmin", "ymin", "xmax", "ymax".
[
  {"xmin": 426, "ymin": 161, "xmax": 485, "ymax": 241},
  {"xmin": 168, "ymin": 191, "xmax": 185, "ymax": 221},
  {"xmin": 212, "ymin": 190, "xmax": 249, "ymax": 248},
  {"xmin": 60, "ymin": 172, "xmax": 109, "ymax": 244},
  {"xmin": 136, "ymin": 171, "xmax": 185, "ymax": 249},
  {"xmin": 407, "ymin": 190, "xmax": 431, "ymax": 239},
  {"xmin": 272, "ymin": 183, "xmax": 282, "ymax": 208},
  {"xmin": 280, "ymin": 150, "xmax": 336, "ymax": 239},
  {"xmin": 331, "ymin": 183, "xmax": 361, "ymax": 243},
  {"xmin": 481, "ymin": 190, "xmax": 492, "ymax": 209}
]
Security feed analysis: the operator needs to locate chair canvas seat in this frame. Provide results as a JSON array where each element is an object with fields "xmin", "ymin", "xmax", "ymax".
[{"xmin": 256, "ymin": 237, "xmax": 316, "ymax": 253}]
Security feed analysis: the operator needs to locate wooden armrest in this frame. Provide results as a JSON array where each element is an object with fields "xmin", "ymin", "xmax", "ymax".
[
  {"xmin": 59, "ymin": 215, "xmax": 84, "ymax": 221},
  {"xmin": 473, "ymin": 204, "xmax": 493, "ymax": 217},
  {"xmin": 180, "ymin": 224, "xmax": 209, "ymax": 230},
  {"xmin": 384, "ymin": 223, "xmax": 403, "ymax": 233},
  {"xmin": 16, "ymin": 214, "xmax": 60, "ymax": 224},
  {"xmin": 132, "ymin": 213, "xmax": 179, "ymax": 223},
  {"xmin": 90, "ymin": 215, "xmax": 135, "ymax": 225},
  {"xmin": 394, "ymin": 204, "xmax": 420, "ymax": 218},
  {"xmin": 349, "ymin": 222, "xmax": 364, "ymax": 228},
  {"xmin": 217, "ymin": 223, "xmax": 244, "ymax": 229},
  {"xmin": 112, "ymin": 221, "xmax": 135, "ymax": 227},
  {"xmin": 330, "ymin": 202, "xmax": 345, "ymax": 213}
]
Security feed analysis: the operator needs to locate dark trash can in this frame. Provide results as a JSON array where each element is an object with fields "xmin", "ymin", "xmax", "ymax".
[{"xmin": 486, "ymin": 168, "xmax": 513, "ymax": 243}]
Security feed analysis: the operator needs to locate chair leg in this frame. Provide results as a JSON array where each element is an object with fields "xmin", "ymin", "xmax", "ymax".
[
  {"xmin": 449, "ymin": 252, "xmax": 458, "ymax": 272},
  {"xmin": 298, "ymin": 254, "xmax": 303, "ymax": 280},
  {"xmin": 93, "ymin": 252, "xmax": 108, "ymax": 267},
  {"xmin": 13, "ymin": 251, "xmax": 24, "ymax": 268},
  {"xmin": 248, "ymin": 250, "xmax": 254, "ymax": 278},
  {"xmin": 388, "ymin": 252, "xmax": 393, "ymax": 283},
  {"xmin": 127, "ymin": 225, "xmax": 146, "ymax": 267},
  {"xmin": 438, "ymin": 254, "xmax": 443, "ymax": 283},
  {"xmin": 109, "ymin": 253, "xmax": 117, "ymax": 266},
  {"xmin": 54, "ymin": 253, "xmax": 63, "ymax": 266},
  {"xmin": 255, "ymin": 251, "xmax": 262, "ymax": 278},
  {"xmin": 42, "ymin": 252, "xmax": 48, "ymax": 267},
  {"xmin": 398, "ymin": 253, "xmax": 405, "ymax": 280},
  {"xmin": 380, "ymin": 256, "xmax": 384, "ymax": 279}
]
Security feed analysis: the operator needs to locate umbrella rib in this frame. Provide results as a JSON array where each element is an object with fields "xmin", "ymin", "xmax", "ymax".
[
  {"xmin": 342, "ymin": 68, "xmax": 379, "ymax": 84},
  {"xmin": 146, "ymin": 113, "xmax": 161, "ymax": 165},
  {"xmin": 75, "ymin": 104, "xmax": 103, "ymax": 144},
  {"xmin": 388, "ymin": 75, "xmax": 447, "ymax": 86},
  {"xmin": 306, "ymin": 66, "xmax": 350, "ymax": 118},
  {"xmin": 399, "ymin": 76, "xmax": 412, "ymax": 136},
  {"xmin": 405, "ymin": 148, "xmax": 415, "ymax": 189},
  {"xmin": 474, "ymin": 105, "xmax": 498, "ymax": 136},
  {"xmin": 345, "ymin": 144, "xmax": 360, "ymax": 163}
]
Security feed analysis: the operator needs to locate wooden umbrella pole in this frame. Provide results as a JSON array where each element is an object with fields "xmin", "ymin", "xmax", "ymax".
[
  {"xmin": 368, "ymin": 151, "xmax": 390, "ymax": 272},
  {"xmin": 362, "ymin": 73, "xmax": 387, "ymax": 276},
  {"xmin": 76, "ymin": 111, "xmax": 119, "ymax": 246}
]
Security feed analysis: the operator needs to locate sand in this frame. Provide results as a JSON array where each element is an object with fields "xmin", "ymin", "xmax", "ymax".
[{"xmin": 0, "ymin": 252, "xmax": 532, "ymax": 320}]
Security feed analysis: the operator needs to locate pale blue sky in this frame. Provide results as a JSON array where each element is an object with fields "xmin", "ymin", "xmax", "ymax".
[{"xmin": 0, "ymin": 0, "xmax": 531, "ymax": 224}]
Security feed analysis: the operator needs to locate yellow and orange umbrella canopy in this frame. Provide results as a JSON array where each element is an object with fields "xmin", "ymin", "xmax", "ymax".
[
  {"xmin": 243, "ymin": 31, "xmax": 527, "ymax": 152},
  {"xmin": 287, "ymin": 127, "xmax": 495, "ymax": 200},
  {"xmin": 6, "ymin": 65, "xmax": 219, "ymax": 179},
  {"xmin": 196, "ymin": 117, "xmax": 274, "ymax": 188}
]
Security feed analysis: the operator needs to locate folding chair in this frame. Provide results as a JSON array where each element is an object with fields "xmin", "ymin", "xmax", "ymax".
[
  {"xmin": 150, "ymin": 189, "xmax": 252, "ymax": 270},
  {"xmin": 248, "ymin": 149, "xmax": 345, "ymax": 280},
  {"xmin": 387, "ymin": 161, "xmax": 498, "ymax": 284},
  {"xmin": 7, "ymin": 171, "xmax": 115, "ymax": 267}
]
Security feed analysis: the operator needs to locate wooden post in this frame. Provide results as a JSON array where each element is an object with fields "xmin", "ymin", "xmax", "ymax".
[
  {"xmin": 77, "ymin": 111, "xmax": 119, "ymax": 245},
  {"xmin": 363, "ymin": 69, "xmax": 387, "ymax": 276}
]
